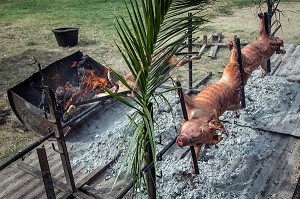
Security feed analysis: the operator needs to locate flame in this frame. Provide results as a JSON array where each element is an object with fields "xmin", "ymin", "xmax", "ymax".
[
  {"xmin": 84, "ymin": 69, "xmax": 108, "ymax": 91},
  {"xmin": 63, "ymin": 68, "xmax": 108, "ymax": 109}
]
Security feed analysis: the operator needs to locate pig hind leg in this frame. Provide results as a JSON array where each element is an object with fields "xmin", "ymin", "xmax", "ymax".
[{"xmin": 261, "ymin": 60, "xmax": 268, "ymax": 77}]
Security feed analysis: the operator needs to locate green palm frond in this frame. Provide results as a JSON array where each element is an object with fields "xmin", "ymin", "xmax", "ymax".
[{"xmin": 105, "ymin": 0, "xmax": 210, "ymax": 197}]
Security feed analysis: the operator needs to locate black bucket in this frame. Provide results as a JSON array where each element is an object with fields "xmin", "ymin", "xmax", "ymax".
[{"xmin": 52, "ymin": 27, "xmax": 79, "ymax": 47}]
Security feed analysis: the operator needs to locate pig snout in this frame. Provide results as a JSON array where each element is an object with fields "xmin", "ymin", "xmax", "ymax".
[{"xmin": 176, "ymin": 134, "xmax": 190, "ymax": 147}]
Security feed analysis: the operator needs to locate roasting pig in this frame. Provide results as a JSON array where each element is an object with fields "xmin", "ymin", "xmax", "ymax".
[{"xmin": 176, "ymin": 13, "xmax": 286, "ymax": 171}]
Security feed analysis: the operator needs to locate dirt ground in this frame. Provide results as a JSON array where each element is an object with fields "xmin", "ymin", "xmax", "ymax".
[{"xmin": 0, "ymin": 2, "xmax": 300, "ymax": 164}]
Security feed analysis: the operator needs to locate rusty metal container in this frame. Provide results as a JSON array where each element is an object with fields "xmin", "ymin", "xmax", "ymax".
[{"xmin": 7, "ymin": 51, "xmax": 107, "ymax": 136}]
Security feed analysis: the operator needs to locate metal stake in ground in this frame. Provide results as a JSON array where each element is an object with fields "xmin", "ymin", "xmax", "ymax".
[
  {"xmin": 37, "ymin": 147, "xmax": 56, "ymax": 199},
  {"xmin": 264, "ymin": 12, "xmax": 271, "ymax": 74},
  {"xmin": 236, "ymin": 38, "xmax": 246, "ymax": 108},
  {"xmin": 44, "ymin": 86, "xmax": 77, "ymax": 193},
  {"xmin": 188, "ymin": 12, "xmax": 193, "ymax": 90},
  {"xmin": 176, "ymin": 81, "xmax": 199, "ymax": 174}
]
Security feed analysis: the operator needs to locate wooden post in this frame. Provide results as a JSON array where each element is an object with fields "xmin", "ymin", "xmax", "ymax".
[
  {"xmin": 37, "ymin": 147, "xmax": 56, "ymax": 199},
  {"xmin": 44, "ymin": 87, "xmax": 77, "ymax": 193}
]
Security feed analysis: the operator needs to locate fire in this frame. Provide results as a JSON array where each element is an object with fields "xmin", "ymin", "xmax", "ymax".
[
  {"xmin": 63, "ymin": 68, "xmax": 108, "ymax": 109},
  {"xmin": 84, "ymin": 69, "xmax": 108, "ymax": 91}
]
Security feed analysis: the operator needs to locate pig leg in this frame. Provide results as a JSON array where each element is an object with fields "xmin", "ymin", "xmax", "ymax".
[
  {"xmin": 194, "ymin": 144, "xmax": 203, "ymax": 160},
  {"xmin": 261, "ymin": 60, "xmax": 268, "ymax": 77},
  {"xmin": 177, "ymin": 55, "xmax": 201, "ymax": 67}
]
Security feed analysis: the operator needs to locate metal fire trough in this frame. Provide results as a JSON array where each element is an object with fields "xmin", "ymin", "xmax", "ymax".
[{"xmin": 7, "ymin": 51, "xmax": 123, "ymax": 136}]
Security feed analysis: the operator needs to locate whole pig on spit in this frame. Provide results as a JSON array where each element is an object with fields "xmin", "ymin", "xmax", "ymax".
[{"xmin": 176, "ymin": 13, "xmax": 286, "ymax": 173}]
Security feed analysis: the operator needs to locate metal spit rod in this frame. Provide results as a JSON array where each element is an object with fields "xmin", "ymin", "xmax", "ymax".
[
  {"xmin": 236, "ymin": 38, "xmax": 246, "ymax": 108},
  {"xmin": 0, "ymin": 131, "xmax": 55, "ymax": 171}
]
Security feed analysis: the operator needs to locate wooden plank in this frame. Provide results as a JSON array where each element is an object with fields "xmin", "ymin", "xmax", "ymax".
[
  {"xmin": 37, "ymin": 147, "xmax": 56, "ymax": 199},
  {"xmin": 209, "ymin": 32, "xmax": 222, "ymax": 58},
  {"xmin": 198, "ymin": 33, "xmax": 213, "ymax": 56},
  {"xmin": 18, "ymin": 162, "xmax": 71, "ymax": 193}
]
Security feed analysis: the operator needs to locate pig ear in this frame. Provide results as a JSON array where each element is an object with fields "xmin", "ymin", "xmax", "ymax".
[{"xmin": 209, "ymin": 119, "xmax": 226, "ymax": 132}]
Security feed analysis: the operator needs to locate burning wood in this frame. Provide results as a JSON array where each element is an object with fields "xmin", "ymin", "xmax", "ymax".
[
  {"xmin": 176, "ymin": 13, "xmax": 286, "ymax": 171},
  {"xmin": 51, "ymin": 55, "xmax": 120, "ymax": 121}
]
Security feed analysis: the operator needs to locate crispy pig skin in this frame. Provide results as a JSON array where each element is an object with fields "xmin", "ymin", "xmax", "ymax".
[{"xmin": 177, "ymin": 13, "xmax": 286, "ymax": 163}]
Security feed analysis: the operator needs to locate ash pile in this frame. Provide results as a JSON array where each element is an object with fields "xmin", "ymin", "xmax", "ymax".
[{"xmin": 68, "ymin": 67, "xmax": 300, "ymax": 198}]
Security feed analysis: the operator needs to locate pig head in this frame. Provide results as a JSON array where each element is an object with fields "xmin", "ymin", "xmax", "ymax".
[{"xmin": 177, "ymin": 119, "xmax": 225, "ymax": 148}]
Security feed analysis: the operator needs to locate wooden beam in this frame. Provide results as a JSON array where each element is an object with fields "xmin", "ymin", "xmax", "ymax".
[
  {"xmin": 209, "ymin": 32, "xmax": 222, "ymax": 58},
  {"xmin": 17, "ymin": 162, "xmax": 71, "ymax": 193},
  {"xmin": 37, "ymin": 147, "xmax": 56, "ymax": 199},
  {"xmin": 197, "ymin": 33, "xmax": 213, "ymax": 56}
]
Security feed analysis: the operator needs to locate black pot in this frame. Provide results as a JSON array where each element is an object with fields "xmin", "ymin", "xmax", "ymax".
[{"xmin": 52, "ymin": 27, "xmax": 79, "ymax": 47}]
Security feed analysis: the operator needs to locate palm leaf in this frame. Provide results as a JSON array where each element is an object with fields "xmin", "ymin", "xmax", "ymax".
[{"xmin": 107, "ymin": 0, "xmax": 210, "ymax": 197}]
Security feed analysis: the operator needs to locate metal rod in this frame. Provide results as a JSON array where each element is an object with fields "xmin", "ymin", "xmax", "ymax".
[
  {"xmin": 176, "ymin": 81, "xmax": 199, "ymax": 174},
  {"xmin": 271, "ymin": 24, "xmax": 281, "ymax": 36},
  {"xmin": 192, "ymin": 72, "xmax": 212, "ymax": 89},
  {"xmin": 175, "ymin": 51, "xmax": 200, "ymax": 56},
  {"xmin": 116, "ymin": 181, "xmax": 134, "ymax": 199},
  {"xmin": 267, "ymin": 0, "xmax": 272, "ymax": 25},
  {"xmin": 0, "ymin": 131, "xmax": 54, "ymax": 171},
  {"xmin": 62, "ymin": 102, "xmax": 103, "ymax": 127},
  {"xmin": 176, "ymin": 37, "xmax": 199, "ymax": 53},
  {"xmin": 236, "ymin": 38, "xmax": 246, "ymax": 108},
  {"xmin": 264, "ymin": 12, "xmax": 271, "ymax": 74},
  {"xmin": 186, "ymin": 72, "xmax": 212, "ymax": 95},
  {"xmin": 157, "ymin": 136, "xmax": 177, "ymax": 161},
  {"xmin": 72, "ymin": 90, "xmax": 131, "ymax": 107},
  {"xmin": 37, "ymin": 147, "xmax": 56, "ymax": 199},
  {"xmin": 44, "ymin": 86, "xmax": 77, "ymax": 192},
  {"xmin": 188, "ymin": 12, "xmax": 193, "ymax": 90}
]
